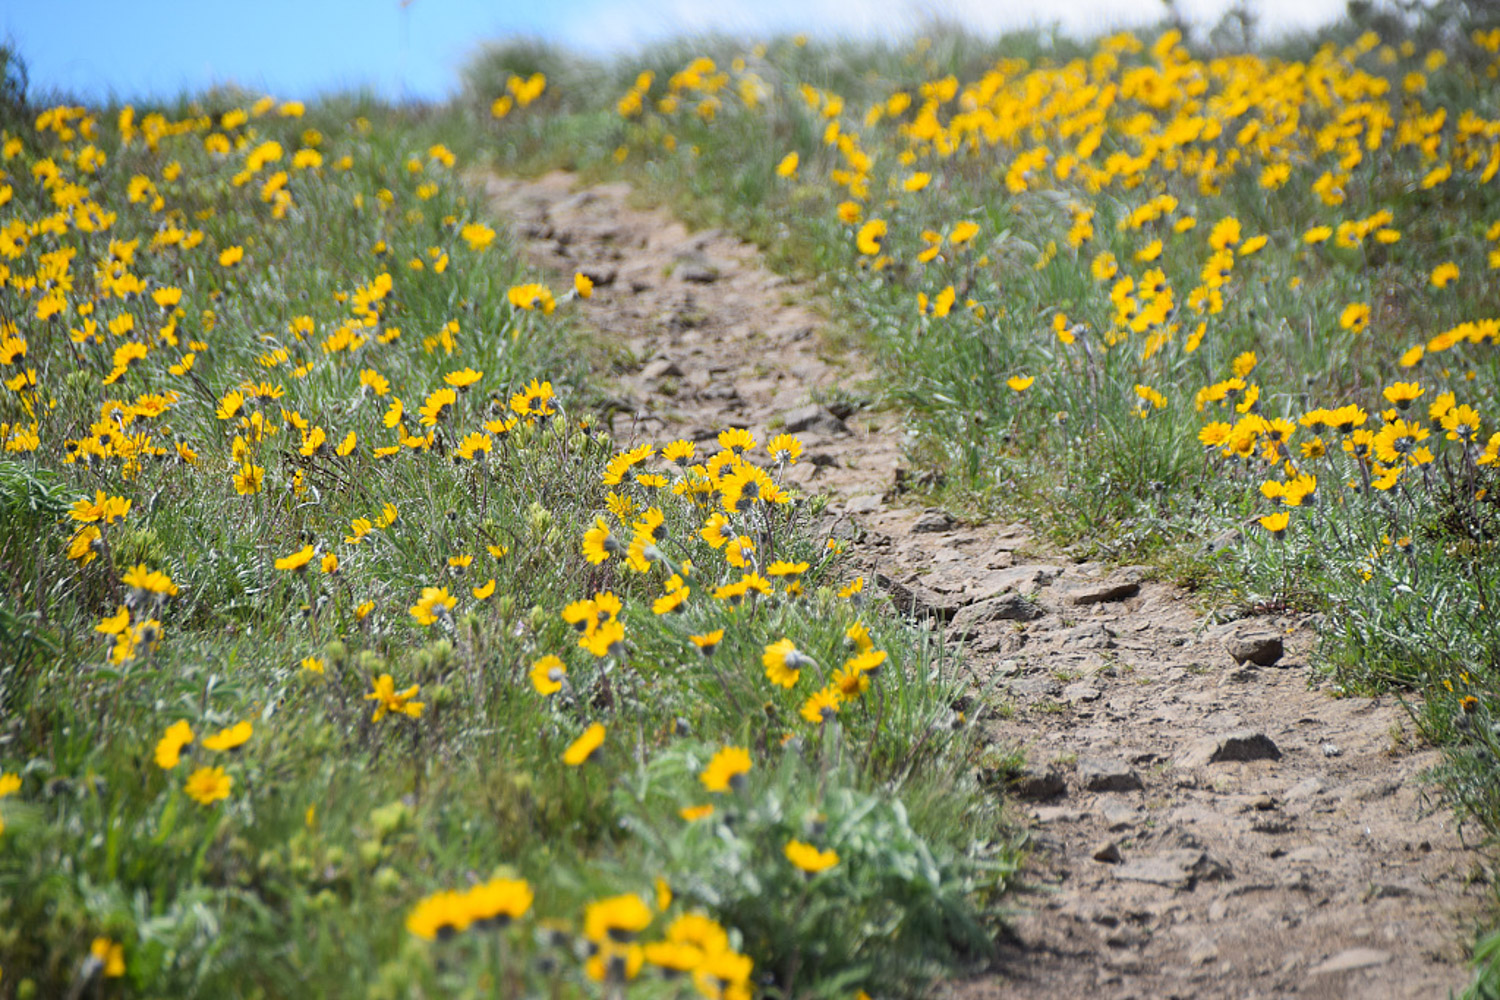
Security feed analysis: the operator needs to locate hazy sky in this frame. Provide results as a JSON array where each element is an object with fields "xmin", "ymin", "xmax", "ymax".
[{"xmin": 5, "ymin": 0, "xmax": 1350, "ymax": 104}]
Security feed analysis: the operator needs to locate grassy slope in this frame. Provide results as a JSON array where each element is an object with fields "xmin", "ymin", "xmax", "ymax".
[
  {"xmin": 453, "ymin": 7, "xmax": 1500, "ymax": 992},
  {"xmin": 0, "ymin": 77, "xmax": 1010, "ymax": 997}
]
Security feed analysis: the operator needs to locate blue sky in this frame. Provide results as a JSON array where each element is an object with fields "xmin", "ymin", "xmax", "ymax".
[{"xmin": 5, "ymin": 0, "xmax": 1349, "ymax": 104}]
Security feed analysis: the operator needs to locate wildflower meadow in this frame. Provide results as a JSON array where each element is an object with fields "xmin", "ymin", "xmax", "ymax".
[{"xmin": 4, "ymin": 1, "xmax": 1500, "ymax": 996}]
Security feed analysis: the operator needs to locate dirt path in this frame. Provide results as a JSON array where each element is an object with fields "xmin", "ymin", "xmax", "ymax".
[{"xmin": 484, "ymin": 171, "xmax": 1484, "ymax": 999}]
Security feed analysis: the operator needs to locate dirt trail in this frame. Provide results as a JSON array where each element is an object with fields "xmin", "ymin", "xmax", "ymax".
[{"xmin": 485, "ymin": 171, "xmax": 1484, "ymax": 1000}]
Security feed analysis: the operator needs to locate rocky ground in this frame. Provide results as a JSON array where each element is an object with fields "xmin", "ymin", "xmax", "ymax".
[{"xmin": 485, "ymin": 170, "xmax": 1486, "ymax": 999}]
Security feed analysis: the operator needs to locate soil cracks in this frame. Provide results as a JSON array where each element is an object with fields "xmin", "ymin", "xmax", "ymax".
[{"xmin": 486, "ymin": 171, "xmax": 1485, "ymax": 1000}]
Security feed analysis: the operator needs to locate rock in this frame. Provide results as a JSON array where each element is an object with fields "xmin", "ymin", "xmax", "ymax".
[
  {"xmin": 1102, "ymin": 803, "xmax": 1141, "ymax": 830},
  {"xmin": 1224, "ymin": 630, "xmax": 1284, "ymax": 666},
  {"xmin": 1077, "ymin": 757, "xmax": 1143, "ymax": 793},
  {"xmin": 1057, "ymin": 623, "xmax": 1116, "ymax": 650},
  {"xmin": 1189, "ymin": 941, "xmax": 1220, "ymax": 966},
  {"xmin": 876, "ymin": 572, "xmax": 959, "ymax": 622},
  {"xmin": 783, "ymin": 403, "xmax": 849, "ymax": 436},
  {"xmin": 911, "ymin": 509, "xmax": 956, "ymax": 533},
  {"xmin": 1034, "ymin": 806, "xmax": 1088, "ymax": 824},
  {"xmin": 1284, "ymin": 776, "xmax": 1324, "ymax": 802},
  {"xmin": 976, "ymin": 564, "xmax": 1061, "ymax": 597},
  {"xmin": 1114, "ymin": 849, "xmax": 1229, "ymax": 890},
  {"xmin": 1066, "ymin": 581, "xmax": 1141, "ymax": 606},
  {"xmin": 1010, "ymin": 766, "xmax": 1068, "ymax": 801},
  {"xmin": 674, "ymin": 250, "xmax": 720, "ymax": 283},
  {"xmin": 1281, "ymin": 845, "xmax": 1328, "ymax": 865},
  {"xmin": 638, "ymin": 358, "xmax": 683, "ymax": 381},
  {"xmin": 1322, "ymin": 742, "xmax": 1342, "ymax": 758},
  {"xmin": 577, "ymin": 265, "xmax": 618, "ymax": 287},
  {"xmin": 1066, "ymin": 572, "xmax": 1143, "ymax": 606},
  {"xmin": 1175, "ymin": 731, "xmax": 1283, "ymax": 769},
  {"xmin": 1309, "ymin": 948, "xmax": 1391, "ymax": 975},
  {"xmin": 1092, "ymin": 840, "xmax": 1123, "ymax": 863},
  {"xmin": 948, "ymin": 593, "xmax": 1044, "ymax": 639},
  {"xmin": 844, "ymin": 494, "xmax": 881, "ymax": 514},
  {"xmin": 1366, "ymin": 882, "xmax": 1419, "ymax": 899},
  {"xmin": 1010, "ymin": 676, "xmax": 1063, "ymax": 700},
  {"xmin": 915, "ymin": 567, "xmax": 972, "ymax": 595},
  {"xmin": 1064, "ymin": 682, "xmax": 1103, "ymax": 704}
]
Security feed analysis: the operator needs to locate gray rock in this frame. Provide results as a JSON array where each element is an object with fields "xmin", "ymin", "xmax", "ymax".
[
  {"xmin": 1175, "ymin": 731, "xmax": 1283, "ymax": 768},
  {"xmin": 1057, "ymin": 622, "xmax": 1116, "ymax": 650},
  {"xmin": 783, "ymin": 404, "xmax": 849, "ymax": 436},
  {"xmin": 844, "ymin": 494, "xmax": 881, "ymax": 514},
  {"xmin": 1102, "ymin": 803, "xmax": 1141, "ymax": 830},
  {"xmin": 1064, "ymin": 682, "xmax": 1103, "ymax": 704},
  {"xmin": 1281, "ymin": 845, "xmax": 1328, "ymax": 865},
  {"xmin": 1284, "ymin": 776, "xmax": 1324, "ymax": 802},
  {"xmin": 1224, "ymin": 630, "xmax": 1285, "ymax": 666},
  {"xmin": 578, "ymin": 265, "xmax": 617, "ymax": 287},
  {"xmin": 876, "ymin": 572, "xmax": 959, "ymax": 622},
  {"xmin": 638, "ymin": 358, "xmax": 684, "ymax": 381},
  {"xmin": 1010, "ymin": 766, "xmax": 1067, "ymax": 801},
  {"xmin": 1010, "ymin": 676, "xmax": 1063, "ymax": 700},
  {"xmin": 977, "ymin": 564, "xmax": 1061, "ymax": 597},
  {"xmin": 1033, "ymin": 805, "xmax": 1088, "ymax": 824},
  {"xmin": 948, "ymin": 593, "xmax": 1044, "ymax": 639},
  {"xmin": 1189, "ymin": 941, "xmax": 1220, "ymax": 966},
  {"xmin": 911, "ymin": 509, "xmax": 956, "ymax": 533},
  {"xmin": 674, "ymin": 250, "xmax": 720, "ymax": 283},
  {"xmin": 1114, "ymin": 849, "xmax": 1229, "ymax": 890},
  {"xmin": 1078, "ymin": 757, "xmax": 1143, "ymax": 793},
  {"xmin": 1092, "ymin": 840, "xmax": 1123, "ymax": 863},
  {"xmin": 1309, "ymin": 948, "xmax": 1390, "ymax": 975},
  {"xmin": 1066, "ymin": 573, "xmax": 1143, "ymax": 606}
]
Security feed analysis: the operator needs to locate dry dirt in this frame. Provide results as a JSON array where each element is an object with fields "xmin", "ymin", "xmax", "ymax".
[{"xmin": 485, "ymin": 170, "xmax": 1487, "ymax": 1000}]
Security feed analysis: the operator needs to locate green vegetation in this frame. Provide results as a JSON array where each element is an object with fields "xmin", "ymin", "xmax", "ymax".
[
  {"xmin": 0, "ymin": 60, "xmax": 1009, "ymax": 997},
  {"xmin": 7, "ymin": 0, "xmax": 1500, "ymax": 990},
  {"xmin": 453, "ymin": 5, "xmax": 1500, "ymax": 992}
]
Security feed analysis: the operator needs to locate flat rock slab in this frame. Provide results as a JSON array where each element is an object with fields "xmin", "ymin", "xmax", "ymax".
[
  {"xmin": 1056, "ymin": 623, "xmax": 1116, "ymax": 650},
  {"xmin": 877, "ymin": 572, "xmax": 958, "ymax": 621},
  {"xmin": 911, "ymin": 509, "xmax": 956, "ymax": 533},
  {"xmin": 1063, "ymin": 682, "xmax": 1103, "ymax": 704},
  {"xmin": 1175, "ymin": 731, "xmax": 1283, "ymax": 768},
  {"xmin": 638, "ymin": 358, "xmax": 683, "ymax": 380},
  {"xmin": 1114, "ymin": 849, "xmax": 1229, "ymax": 890},
  {"xmin": 1010, "ymin": 766, "xmax": 1068, "ymax": 801},
  {"xmin": 1077, "ymin": 757, "xmax": 1143, "ymax": 793},
  {"xmin": 1010, "ymin": 676, "xmax": 1063, "ymax": 700},
  {"xmin": 1309, "ymin": 947, "xmax": 1391, "ymax": 975},
  {"xmin": 783, "ymin": 403, "xmax": 848, "ymax": 436},
  {"xmin": 948, "ymin": 593, "xmax": 1044, "ymax": 639},
  {"xmin": 1065, "ymin": 574, "xmax": 1143, "ymax": 605}
]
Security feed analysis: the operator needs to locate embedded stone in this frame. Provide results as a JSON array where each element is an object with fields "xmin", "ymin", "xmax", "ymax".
[
  {"xmin": 1114, "ymin": 849, "xmax": 1229, "ymax": 890},
  {"xmin": 1010, "ymin": 766, "xmax": 1068, "ymax": 801},
  {"xmin": 911, "ymin": 509, "xmax": 957, "ymax": 533},
  {"xmin": 783, "ymin": 403, "xmax": 849, "ymax": 436},
  {"xmin": 1224, "ymin": 631, "xmax": 1285, "ymax": 666},
  {"xmin": 1309, "ymin": 948, "xmax": 1390, "ymax": 976},
  {"xmin": 1078, "ymin": 757, "xmax": 1143, "ymax": 793},
  {"xmin": 1175, "ymin": 731, "xmax": 1283, "ymax": 769}
]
